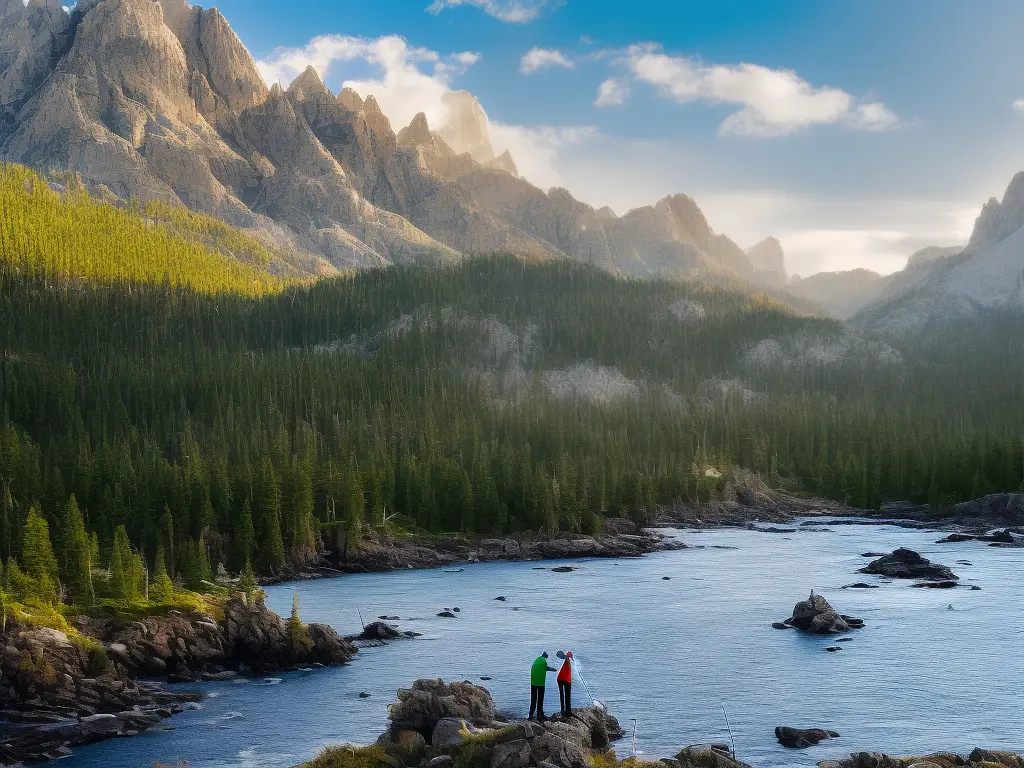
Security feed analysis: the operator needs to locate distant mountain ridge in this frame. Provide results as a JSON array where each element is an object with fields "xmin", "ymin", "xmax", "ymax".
[
  {"xmin": 854, "ymin": 172, "xmax": 1024, "ymax": 333},
  {"xmin": 0, "ymin": 0, "xmax": 775, "ymax": 286}
]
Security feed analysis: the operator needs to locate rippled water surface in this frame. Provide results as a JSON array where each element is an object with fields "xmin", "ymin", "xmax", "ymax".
[{"xmin": 68, "ymin": 523, "xmax": 1024, "ymax": 768}]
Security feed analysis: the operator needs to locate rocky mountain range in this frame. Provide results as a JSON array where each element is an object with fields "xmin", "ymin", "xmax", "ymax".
[
  {"xmin": 0, "ymin": 0, "xmax": 775, "ymax": 285},
  {"xmin": 853, "ymin": 172, "xmax": 1024, "ymax": 334},
  {"xmin": 787, "ymin": 245, "xmax": 963, "ymax": 320}
]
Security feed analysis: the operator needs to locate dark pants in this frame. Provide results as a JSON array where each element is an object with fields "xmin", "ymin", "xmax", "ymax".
[
  {"xmin": 529, "ymin": 685, "xmax": 546, "ymax": 720},
  {"xmin": 558, "ymin": 681, "xmax": 572, "ymax": 716}
]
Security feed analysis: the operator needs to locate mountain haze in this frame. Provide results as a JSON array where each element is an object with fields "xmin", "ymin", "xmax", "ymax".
[
  {"xmin": 0, "ymin": 0, "xmax": 774, "ymax": 286},
  {"xmin": 855, "ymin": 173, "xmax": 1024, "ymax": 334}
]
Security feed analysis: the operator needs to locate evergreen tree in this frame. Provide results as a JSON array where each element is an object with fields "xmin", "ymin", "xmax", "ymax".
[
  {"xmin": 21, "ymin": 507, "xmax": 58, "ymax": 604},
  {"xmin": 58, "ymin": 495, "xmax": 94, "ymax": 606},
  {"xmin": 287, "ymin": 592, "xmax": 312, "ymax": 658},
  {"xmin": 233, "ymin": 498, "xmax": 256, "ymax": 572},
  {"xmin": 150, "ymin": 545, "xmax": 174, "ymax": 603}
]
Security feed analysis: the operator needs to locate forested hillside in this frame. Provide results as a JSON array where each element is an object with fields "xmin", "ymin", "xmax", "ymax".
[{"xmin": 0, "ymin": 169, "xmax": 1023, "ymax": 609}]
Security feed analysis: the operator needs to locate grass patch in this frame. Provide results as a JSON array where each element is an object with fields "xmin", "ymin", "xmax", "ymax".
[{"xmin": 300, "ymin": 744, "xmax": 394, "ymax": 768}]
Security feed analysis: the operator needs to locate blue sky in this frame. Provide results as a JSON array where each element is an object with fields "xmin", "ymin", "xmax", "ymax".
[{"xmin": 211, "ymin": 0, "xmax": 1024, "ymax": 275}]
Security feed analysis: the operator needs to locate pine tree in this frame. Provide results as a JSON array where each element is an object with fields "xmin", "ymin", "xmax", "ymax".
[
  {"xmin": 109, "ymin": 525, "xmax": 137, "ymax": 602},
  {"xmin": 287, "ymin": 592, "xmax": 312, "ymax": 658},
  {"xmin": 58, "ymin": 495, "xmax": 94, "ymax": 606},
  {"xmin": 233, "ymin": 498, "xmax": 256, "ymax": 572},
  {"xmin": 150, "ymin": 545, "xmax": 174, "ymax": 603},
  {"xmin": 255, "ymin": 458, "xmax": 285, "ymax": 573},
  {"xmin": 345, "ymin": 470, "xmax": 364, "ymax": 552},
  {"xmin": 21, "ymin": 507, "xmax": 59, "ymax": 604}
]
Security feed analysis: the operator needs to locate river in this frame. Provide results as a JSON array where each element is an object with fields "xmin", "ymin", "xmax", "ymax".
[{"xmin": 66, "ymin": 522, "xmax": 1023, "ymax": 768}]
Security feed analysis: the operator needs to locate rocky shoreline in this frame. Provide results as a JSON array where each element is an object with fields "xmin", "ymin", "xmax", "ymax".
[
  {"xmin": 300, "ymin": 678, "xmax": 1024, "ymax": 768},
  {"xmin": 0, "ymin": 594, "xmax": 359, "ymax": 764},
  {"xmin": 264, "ymin": 522, "xmax": 685, "ymax": 584}
]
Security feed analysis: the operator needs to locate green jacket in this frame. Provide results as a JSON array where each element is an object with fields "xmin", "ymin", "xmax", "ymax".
[{"xmin": 531, "ymin": 656, "xmax": 554, "ymax": 686}]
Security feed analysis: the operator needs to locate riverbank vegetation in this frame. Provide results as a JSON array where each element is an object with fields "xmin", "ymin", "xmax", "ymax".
[{"xmin": 0, "ymin": 165, "xmax": 1022, "ymax": 610}]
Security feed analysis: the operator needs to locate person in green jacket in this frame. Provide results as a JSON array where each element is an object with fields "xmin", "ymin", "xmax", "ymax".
[{"xmin": 529, "ymin": 652, "xmax": 556, "ymax": 721}]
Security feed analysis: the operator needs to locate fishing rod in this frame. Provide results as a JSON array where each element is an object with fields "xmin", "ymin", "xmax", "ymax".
[{"xmin": 557, "ymin": 651, "xmax": 602, "ymax": 710}]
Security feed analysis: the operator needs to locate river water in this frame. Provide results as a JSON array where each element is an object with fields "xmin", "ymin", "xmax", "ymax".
[{"xmin": 67, "ymin": 523, "xmax": 1023, "ymax": 768}]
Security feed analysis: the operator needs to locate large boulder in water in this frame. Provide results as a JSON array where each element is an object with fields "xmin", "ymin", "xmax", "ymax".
[
  {"xmin": 775, "ymin": 726, "xmax": 839, "ymax": 748},
  {"xmin": 388, "ymin": 679, "xmax": 496, "ymax": 736},
  {"xmin": 859, "ymin": 548, "xmax": 958, "ymax": 580},
  {"xmin": 783, "ymin": 592, "xmax": 859, "ymax": 634}
]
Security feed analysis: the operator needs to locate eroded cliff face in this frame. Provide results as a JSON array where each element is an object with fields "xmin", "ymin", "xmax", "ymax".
[{"xmin": 0, "ymin": 0, "xmax": 764, "ymax": 283}]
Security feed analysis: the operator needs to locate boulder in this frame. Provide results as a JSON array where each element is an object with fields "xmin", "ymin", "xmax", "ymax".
[
  {"xmin": 529, "ymin": 732, "xmax": 589, "ymax": 768},
  {"xmin": 675, "ymin": 744, "xmax": 753, "ymax": 768},
  {"xmin": 389, "ymin": 679, "xmax": 496, "ymax": 736},
  {"xmin": 775, "ymin": 726, "xmax": 839, "ymax": 748},
  {"xmin": 491, "ymin": 739, "xmax": 534, "ymax": 768},
  {"xmin": 432, "ymin": 717, "xmax": 474, "ymax": 747},
  {"xmin": 782, "ymin": 592, "xmax": 858, "ymax": 634},
  {"xmin": 859, "ymin": 549, "xmax": 958, "ymax": 581}
]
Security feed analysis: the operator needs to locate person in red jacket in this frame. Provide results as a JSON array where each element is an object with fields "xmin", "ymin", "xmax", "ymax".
[{"xmin": 557, "ymin": 651, "xmax": 573, "ymax": 717}]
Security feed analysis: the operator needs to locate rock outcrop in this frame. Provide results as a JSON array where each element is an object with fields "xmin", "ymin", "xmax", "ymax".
[
  {"xmin": 377, "ymin": 678, "xmax": 624, "ymax": 768},
  {"xmin": 775, "ymin": 726, "xmax": 839, "ymax": 748},
  {"xmin": 781, "ymin": 592, "xmax": 864, "ymax": 634},
  {"xmin": 952, "ymin": 494, "xmax": 1024, "ymax": 525},
  {"xmin": 85, "ymin": 595, "xmax": 355, "ymax": 682},
  {"xmin": 859, "ymin": 549, "xmax": 958, "ymax": 581},
  {"xmin": 0, "ymin": 594, "xmax": 358, "ymax": 763},
  {"xmin": 0, "ymin": 620, "xmax": 199, "ymax": 763}
]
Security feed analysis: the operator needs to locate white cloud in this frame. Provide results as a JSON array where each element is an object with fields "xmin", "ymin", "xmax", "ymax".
[
  {"xmin": 256, "ymin": 34, "xmax": 596, "ymax": 190},
  {"xmin": 426, "ymin": 0, "xmax": 550, "ymax": 23},
  {"xmin": 594, "ymin": 78, "xmax": 629, "ymax": 107},
  {"xmin": 624, "ymin": 45, "xmax": 900, "ymax": 137},
  {"xmin": 520, "ymin": 47, "xmax": 573, "ymax": 75},
  {"xmin": 256, "ymin": 35, "xmax": 479, "ymax": 129},
  {"xmin": 850, "ymin": 102, "xmax": 901, "ymax": 132},
  {"xmin": 1014, "ymin": 99, "xmax": 1024, "ymax": 113}
]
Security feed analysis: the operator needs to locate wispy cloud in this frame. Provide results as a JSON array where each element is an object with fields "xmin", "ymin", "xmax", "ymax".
[
  {"xmin": 520, "ymin": 47, "xmax": 573, "ymax": 75},
  {"xmin": 623, "ymin": 44, "xmax": 900, "ymax": 137},
  {"xmin": 1014, "ymin": 99, "xmax": 1024, "ymax": 113},
  {"xmin": 426, "ymin": 0, "xmax": 552, "ymax": 23},
  {"xmin": 255, "ymin": 34, "xmax": 597, "ymax": 190},
  {"xmin": 594, "ymin": 79, "xmax": 628, "ymax": 107}
]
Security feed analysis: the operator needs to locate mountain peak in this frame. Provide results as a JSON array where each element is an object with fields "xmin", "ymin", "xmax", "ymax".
[
  {"xmin": 747, "ymin": 236, "xmax": 787, "ymax": 282},
  {"xmin": 288, "ymin": 66, "xmax": 331, "ymax": 102},
  {"xmin": 337, "ymin": 87, "xmax": 364, "ymax": 111},
  {"xmin": 486, "ymin": 149, "xmax": 518, "ymax": 176},
  {"xmin": 965, "ymin": 170, "xmax": 1024, "ymax": 255},
  {"xmin": 437, "ymin": 90, "xmax": 495, "ymax": 162},
  {"xmin": 398, "ymin": 112, "xmax": 432, "ymax": 147}
]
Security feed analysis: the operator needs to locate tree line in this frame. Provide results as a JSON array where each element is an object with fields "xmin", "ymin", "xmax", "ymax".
[{"xmin": 0, "ymin": 167, "xmax": 1022, "ymax": 614}]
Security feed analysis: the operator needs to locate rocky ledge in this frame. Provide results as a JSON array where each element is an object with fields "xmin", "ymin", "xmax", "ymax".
[{"xmin": 0, "ymin": 595, "xmax": 356, "ymax": 763}]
